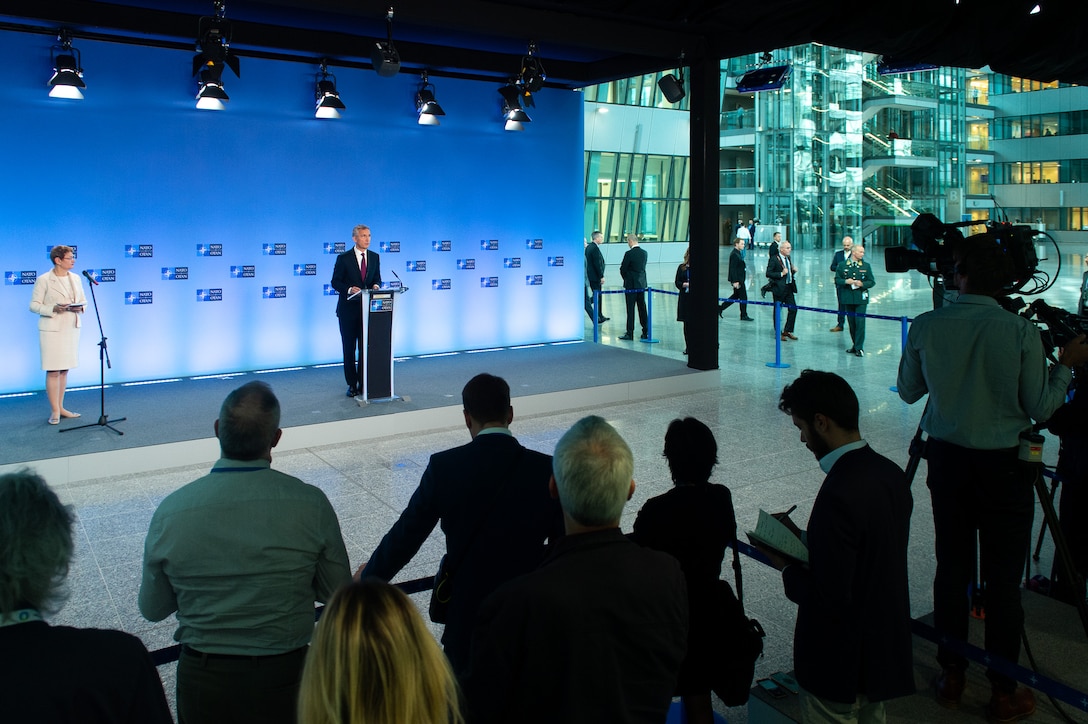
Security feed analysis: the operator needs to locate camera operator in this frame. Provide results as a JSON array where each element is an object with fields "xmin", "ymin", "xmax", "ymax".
[{"xmin": 897, "ymin": 235, "xmax": 1088, "ymax": 721}]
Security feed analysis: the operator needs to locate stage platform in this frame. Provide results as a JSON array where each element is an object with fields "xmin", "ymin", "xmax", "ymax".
[{"xmin": 0, "ymin": 341, "xmax": 717, "ymax": 485}]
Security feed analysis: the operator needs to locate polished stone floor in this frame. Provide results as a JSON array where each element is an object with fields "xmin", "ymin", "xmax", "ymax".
[{"xmin": 40, "ymin": 242, "xmax": 1088, "ymax": 722}]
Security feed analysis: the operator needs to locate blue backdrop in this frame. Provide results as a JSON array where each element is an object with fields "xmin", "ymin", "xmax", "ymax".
[{"xmin": 0, "ymin": 30, "xmax": 584, "ymax": 394}]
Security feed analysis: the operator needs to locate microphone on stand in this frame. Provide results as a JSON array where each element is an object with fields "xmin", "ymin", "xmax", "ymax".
[
  {"xmin": 390, "ymin": 268, "xmax": 409, "ymax": 292},
  {"xmin": 82, "ymin": 269, "xmax": 100, "ymax": 286}
]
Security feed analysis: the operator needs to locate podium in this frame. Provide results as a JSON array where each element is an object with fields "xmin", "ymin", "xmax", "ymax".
[{"xmin": 357, "ymin": 286, "xmax": 406, "ymax": 404}]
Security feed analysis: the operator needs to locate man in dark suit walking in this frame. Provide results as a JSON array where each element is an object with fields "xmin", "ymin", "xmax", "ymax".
[
  {"xmin": 761, "ymin": 370, "xmax": 914, "ymax": 723},
  {"xmin": 359, "ymin": 373, "xmax": 562, "ymax": 680},
  {"xmin": 330, "ymin": 224, "xmax": 382, "ymax": 396},
  {"xmin": 619, "ymin": 233, "xmax": 648, "ymax": 340},
  {"xmin": 766, "ymin": 238, "xmax": 799, "ymax": 340},
  {"xmin": 584, "ymin": 231, "xmax": 608, "ymax": 323},
  {"xmin": 719, "ymin": 236, "xmax": 754, "ymax": 321}
]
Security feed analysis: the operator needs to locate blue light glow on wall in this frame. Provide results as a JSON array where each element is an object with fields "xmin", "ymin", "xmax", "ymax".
[{"xmin": 0, "ymin": 30, "xmax": 584, "ymax": 393}]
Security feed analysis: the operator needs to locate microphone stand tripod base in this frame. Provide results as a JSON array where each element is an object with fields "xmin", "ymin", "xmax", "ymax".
[{"xmin": 61, "ymin": 414, "xmax": 127, "ymax": 436}]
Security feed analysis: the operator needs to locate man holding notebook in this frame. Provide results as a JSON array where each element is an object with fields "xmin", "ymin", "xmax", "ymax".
[{"xmin": 758, "ymin": 369, "xmax": 914, "ymax": 724}]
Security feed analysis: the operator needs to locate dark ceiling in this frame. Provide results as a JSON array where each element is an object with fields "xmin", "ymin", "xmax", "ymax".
[{"xmin": 4, "ymin": 0, "xmax": 1086, "ymax": 87}]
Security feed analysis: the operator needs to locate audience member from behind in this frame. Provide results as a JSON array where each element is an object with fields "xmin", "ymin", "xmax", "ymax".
[
  {"xmin": 630, "ymin": 418, "xmax": 737, "ymax": 724},
  {"xmin": 0, "ymin": 470, "xmax": 172, "ymax": 723},
  {"xmin": 360, "ymin": 372, "xmax": 561, "ymax": 680},
  {"xmin": 298, "ymin": 580, "xmax": 461, "ymax": 724},
  {"xmin": 764, "ymin": 370, "xmax": 914, "ymax": 724},
  {"xmin": 897, "ymin": 235, "xmax": 1088, "ymax": 720},
  {"xmin": 139, "ymin": 381, "xmax": 351, "ymax": 724},
  {"xmin": 467, "ymin": 415, "xmax": 688, "ymax": 724}
]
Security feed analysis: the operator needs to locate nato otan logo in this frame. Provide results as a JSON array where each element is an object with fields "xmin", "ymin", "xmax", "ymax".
[
  {"xmin": 124, "ymin": 244, "xmax": 154, "ymax": 258},
  {"xmin": 322, "ymin": 284, "xmax": 338, "ymax": 296},
  {"xmin": 547, "ymin": 256, "xmax": 564, "ymax": 267},
  {"xmin": 293, "ymin": 263, "xmax": 318, "ymax": 276},
  {"xmin": 456, "ymin": 259, "xmax": 476, "ymax": 270},
  {"xmin": 431, "ymin": 240, "xmax": 452, "ymax": 252},
  {"xmin": 432, "ymin": 279, "xmax": 452, "ymax": 290},
  {"xmin": 124, "ymin": 291, "xmax": 153, "ymax": 305},
  {"xmin": 86, "ymin": 269, "xmax": 117, "ymax": 283},
  {"xmin": 323, "ymin": 242, "xmax": 347, "ymax": 254},
  {"xmin": 197, "ymin": 288, "xmax": 223, "ymax": 302},
  {"xmin": 406, "ymin": 260, "xmax": 427, "ymax": 272},
  {"xmin": 480, "ymin": 239, "xmax": 499, "ymax": 251},
  {"xmin": 480, "ymin": 276, "xmax": 499, "ymax": 288},
  {"xmin": 526, "ymin": 238, "xmax": 544, "ymax": 250},
  {"xmin": 197, "ymin": 243, "xmax": 223, "ymax": 257},
  {"xmin": 5, "ymin": 271, "xmax": 37, "ymax": 285},
  {"xmin": 262, "ymin": 243, "xmax": 287, "ymax": 256},
  {"xmin": 526, "ymin": 275, "xmax": 544, "ymax": 286},
  {"xmin": 503, "ymin": 258, "xmax": 522, "ymax": 269},
  {"xmin": 262, "ymin": 286, "xmax": 287, "ymax": 299},
  {"xmin": 230, "ymin": 265, "xmax": 256, "ymax": 279},
  {"xmin": 162, "ymin": 267, "xmax": 189, "ymax": 280},
  {"xmin": 379, "ymin": 241, "xmax": 401, "ymax": 253}
]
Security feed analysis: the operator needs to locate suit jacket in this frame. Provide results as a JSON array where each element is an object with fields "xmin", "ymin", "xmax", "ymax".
[
  {"xmin": 585, "ymin": 242, "xmax": 606, "ymax": 290},
  {"xmin": 363, "ymin": 432, "xmax": 561, "ymax": 676},
  {"xmin": 766, "ymin": 253, "xmax": 797, "ymax": 297},
  {"xmin": 835, "ymin": 259, "xmax": 875, "ymax": 305},
  {"xmin": 620, "ymin": 246, "xmax": 648, "ymax": 290},
  {"xmin": 674, "ymin": 263, "xmax": 690, "ymax": 322},
  {"xmin": 29, "ymin": 271, "xmax": 86, "ymax": 331},
  {"xmin": 830, "ymin": 249, "xmax": 848, "ymax": 274},
  {"xmin": 467, "ymin": 528, "xmax": 688, "ymax": 724},
  {"xmin": 330, "ymin": 248, "xmax": 381, "ymax": 318},
  {"xmin": 727, "ymin": 247, "xmax": 747, "ymax": 284},
  {"xmin": 782, "ymin": 445, "xmax": 915, "ymax": 704}
]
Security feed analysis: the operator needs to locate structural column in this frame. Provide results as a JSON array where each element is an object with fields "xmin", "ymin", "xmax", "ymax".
[{"xmin": 687, "ymin": 52, "xmax": 721, "ymax": 371}]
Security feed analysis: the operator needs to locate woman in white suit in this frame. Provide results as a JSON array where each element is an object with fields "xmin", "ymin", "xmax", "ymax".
[{"xmin": 29, "ymin": 245, "xmax": 86, "ymax": 424}]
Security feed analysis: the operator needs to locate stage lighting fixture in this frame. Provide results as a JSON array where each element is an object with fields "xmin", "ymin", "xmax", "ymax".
[
  {"xmin": 519, "ymin": 42, "xmax": 546, "ymax": 93},
  {"xmin": 372, "ymin": 7, "xmax": 401, "ymax": 77},
  {"xmin": 196, "ymin": 63, "xmax": 229, "ymax": 110},
  {"xmin": 876, "ymin": 57, "xmax": 939, "ymax": 76},
  {"xmin": 193, "ymin": 2, "xmax": 239, "ymax": 110},
  {"xmin": 415, "ymin": 71, "xmax": 445, "ymax": 126},
  {"xmin": 48, "ymin": 30, "xmax": 85, "ymax": 99},
  {"xmin": 736, "ymin": 64, "xmax": 792, "ymax": 93},
  {"xmin": 499, "ymin": 83, "xmax": 531, "ymax": 131},
  {"xmin": 315, "ymin": 61, "xmax": 345, "ymax": 119}
]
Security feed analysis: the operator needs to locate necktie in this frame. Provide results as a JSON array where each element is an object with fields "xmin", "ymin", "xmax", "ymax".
[{"xmin": 359, "ymin": 252, "xmax": 367, "ymax": 283}]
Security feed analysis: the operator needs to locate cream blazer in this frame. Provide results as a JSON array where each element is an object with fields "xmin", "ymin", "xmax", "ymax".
[{"xmin": 29, "ymin": 271, "xmax": 86, "ymax": 331}]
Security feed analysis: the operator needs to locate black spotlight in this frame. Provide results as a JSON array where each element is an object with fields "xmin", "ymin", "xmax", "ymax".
[
  {"xmin": 372, "ymin": 7, "xmax": 401, "ymax": 77},
  {"xmin": 658, "ymin": 72, "xmax": 685, "ymax": 103}
]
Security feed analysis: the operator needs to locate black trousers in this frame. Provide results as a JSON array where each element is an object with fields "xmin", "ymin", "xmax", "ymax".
[
  {"xmin": 720, "ymin": 284, "xmax": 749, "ymax": 317},
  {"xmin": 927, "ymin": 439, "xmax": 1033, "ymax": 693},
  {"xmin": 772, "ymin": 288, "xmax": 797, "ymax": 333},
  {"xmin": 585, "ymin": 286, "xmax": 603, "ymax": 321},
  {"xmin": 177, "ymin": 646, "xmax": 308, "ymax": 724},
  {"xmin": 625, "ymin": 290, "xmax": 647, "ymax": 335},
  {"xmin": 338, "ymin": 314, "xmax": 363, "ymax": 388}
]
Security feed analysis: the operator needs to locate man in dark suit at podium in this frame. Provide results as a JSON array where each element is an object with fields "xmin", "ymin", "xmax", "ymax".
[{"xmin": 331, "ymin": 224, "xmax": 382, "ymax": 397}]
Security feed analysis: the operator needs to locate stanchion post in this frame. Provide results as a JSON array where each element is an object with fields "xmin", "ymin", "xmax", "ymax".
[
  {"xmin": 890, "ymin": 315, "xmax": 910, "ymax": 393},
  {"xmin": 642, "ymin": 287, "xmax": 659, "ymax": 344},
  {"xmin": 766, "ymin": 300, "xmax": 790, "ymax": 369}
]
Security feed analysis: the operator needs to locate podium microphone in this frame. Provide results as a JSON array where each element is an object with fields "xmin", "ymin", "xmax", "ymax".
[
  {"xmin": 82, "ymin": 270, "xmax": 100, "ymax": 286},
  {"xmin": 390, "ymin": 268, "xmax": 408, "ymax": 291}
]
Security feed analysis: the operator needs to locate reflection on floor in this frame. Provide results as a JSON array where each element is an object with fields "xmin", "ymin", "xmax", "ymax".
[{"xmin": 43, "ymin": 244, "xmax": 1088, "ymax": 722}]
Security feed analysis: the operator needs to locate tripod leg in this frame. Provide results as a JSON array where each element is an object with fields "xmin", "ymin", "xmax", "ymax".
[{"xmin": 1032, "ymin": 479, "xmax": 1059, "ymax": 562}]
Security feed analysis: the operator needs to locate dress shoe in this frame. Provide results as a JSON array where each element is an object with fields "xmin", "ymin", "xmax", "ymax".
[
  {"xmin": 934, "ymin": 669, "xmax": 965, "ymax": 709},
  {"xmin": 780, "ymin": 333, "xmax": 790, "ymax": 342},
  {"xmin": 740, "ymin": 315, "xmax": 754, "ymax": 321},
  {"xmin": 346, "ymin": 387, "xmax": 358, "ymax": 397},
  {"xmin": 597, "ymin": 316, "xmax": 609, "ymax": 323},
  {"xmin": 640, "ymin": 332, "xmax": 649, "ymax": 340},
  {"xmin": 830, "ymin": 325, "xmax": 844, "ymax": 332},
  {"xmin": 853, "ymin": 349, "xmax": 864, "ymax": 357},
  {"xmin": 760, "ymin": 287, "xmax": 769, "ymax": 299},
  {"xmin": 618, "ymin": 333, "xmax": 634, "ymax": 340},
  {"xmin": 846, "ymin": 347, "xmax": 857, "ymax": 354},
  {"xmin": 987, "ymin": 687, "xmax": 1035, "ymax": 722},
  {"xmin": 784, "ymin": 332, "xmax": 798, "ymax": 340}
]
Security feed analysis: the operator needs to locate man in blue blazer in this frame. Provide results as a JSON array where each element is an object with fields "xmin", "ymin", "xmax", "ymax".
[
  {"xmin": 330, "ymin": 224, "xmax": 382, "ymax": 396},
  {"xmin": 761, "ymin": 370, "xmax": 914, "ymax": 722},
  {"xmin": 359, "ymin": 373, "xmax": 562, "ymax": 680}
]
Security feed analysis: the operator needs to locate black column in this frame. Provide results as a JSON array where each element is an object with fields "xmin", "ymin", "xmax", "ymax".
[{"xmin": 687, "ymin": 53, "xmax": 721, "ymax": 371}]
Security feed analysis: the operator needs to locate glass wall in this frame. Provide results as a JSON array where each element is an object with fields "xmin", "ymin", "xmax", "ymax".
[
  {"xmin": 583, "ymin": 71, "xmax": 690, "ymax": 110},
  {"xmin": 584, "ymin": 151, "xmax": 690, "ymax": 242}
]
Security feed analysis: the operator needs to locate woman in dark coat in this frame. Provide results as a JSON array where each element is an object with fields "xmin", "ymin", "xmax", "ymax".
[
  {"xmin": 675, "ymin": 246, "xmax": 691, "ymax": 354},
  {"xmin": 630, "ymin": 417, "xmax": 737, "ymax": 724}
]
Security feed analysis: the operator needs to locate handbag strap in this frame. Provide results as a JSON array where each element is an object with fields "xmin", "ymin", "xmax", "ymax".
[
  {"xmin": 444, "ymin": 445, "xmax": 525, "ymax": 576},
  {"xmin": 731, "ymin": 541, "xmax": 746, "ymax": 615}
]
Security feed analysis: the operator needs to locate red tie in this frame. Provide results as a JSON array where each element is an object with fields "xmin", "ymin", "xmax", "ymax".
[{"xmin": 359, "ymin": 252, "xmax": 367, "ymax": 284}]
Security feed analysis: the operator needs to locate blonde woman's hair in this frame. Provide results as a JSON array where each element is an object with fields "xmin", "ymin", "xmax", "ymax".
[{"xmin": 298, "ymin": 580, "xmax": 462, "ymax": 724}]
